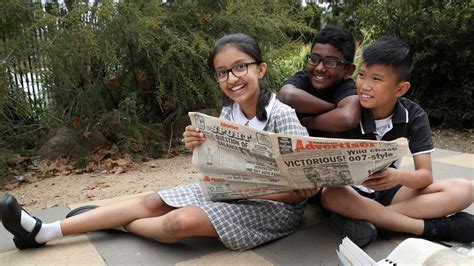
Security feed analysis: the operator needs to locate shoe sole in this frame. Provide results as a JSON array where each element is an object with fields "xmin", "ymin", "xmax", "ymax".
[{"xmin": 66, "ymin": 205, "xmax": 98, "ymax": 218}]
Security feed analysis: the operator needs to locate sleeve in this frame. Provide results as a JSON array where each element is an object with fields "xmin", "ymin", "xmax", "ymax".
[
  {"xmin": 271, "ymin": 104, "xmax": 309, "ymax": 137},
  {"xmin": 332, "ymin": 79, "xmax": 357, "ymax": 103},
  {"xmin": 282, "ymin": 70, "xmax": 311, "ymax": 90},
  {"xmin": 219, "ymin": 105, "xmax": 232, "ymax": 120},
  {"xmin": 408, "ymin": 107, "xmax": 434, "ymax": 155}
]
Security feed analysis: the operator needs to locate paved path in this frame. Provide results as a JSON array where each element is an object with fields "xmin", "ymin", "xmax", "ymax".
[{"xmin": 1, "ymin": 148, "xmax": 472, "ymax": 265}]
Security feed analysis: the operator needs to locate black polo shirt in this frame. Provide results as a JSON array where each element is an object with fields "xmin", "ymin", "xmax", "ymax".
[
  {"xmin": 341, "ymin": 97, "xmax": 434, "ymax": 155},
  {"xmin": 283, "ymin": 70, "xmax": 356, "ymax": 137}
]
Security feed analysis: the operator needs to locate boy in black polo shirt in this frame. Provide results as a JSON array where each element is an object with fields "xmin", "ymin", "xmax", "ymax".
[
  {"xmin": 321, "ymin": 37, "xmax": 474, "ymax": 247},
  {"xmin": 278, "ymin": 25, "xmax": 360, "ymax": 137}
]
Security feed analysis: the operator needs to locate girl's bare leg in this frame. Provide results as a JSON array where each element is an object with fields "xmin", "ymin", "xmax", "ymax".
[
  {"xmin": 124, "ymin": 206, "xmax": 217, "ymax": 243},
  {"xmin": 61, "ymin": 193, "xmax": 174, "ymax": 236}
]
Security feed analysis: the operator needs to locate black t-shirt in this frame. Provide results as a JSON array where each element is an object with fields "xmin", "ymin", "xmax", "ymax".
[
  {"xmin": 341, "ymin": 97, "xmax": 434, "ymax": 155},
  {"xmin": 283, "ymin": 70, "xmax": 356, "ymax": 137}
]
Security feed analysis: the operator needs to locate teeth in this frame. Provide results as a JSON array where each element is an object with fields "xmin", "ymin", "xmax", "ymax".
[
  {"xmin": 360, "ymin": 93, "xmax": 372, "ymax": 99},
  {"xmin": 314, "ymin": 75, "xmax": 327, "ymax": 80},
  {"xmin": 231, "ymin": 84, "xmax": 244, "ymax": 91}
]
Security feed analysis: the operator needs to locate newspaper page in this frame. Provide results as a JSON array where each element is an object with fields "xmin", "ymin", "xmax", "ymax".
[{"xmin": 189, "ymin": 112, "xmax": 409, "ymax": 201}]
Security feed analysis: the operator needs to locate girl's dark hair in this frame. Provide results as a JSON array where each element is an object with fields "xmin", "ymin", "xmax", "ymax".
[{"xmin": 209, "ymin": 33, "xmax": 271, "ymax": 122}]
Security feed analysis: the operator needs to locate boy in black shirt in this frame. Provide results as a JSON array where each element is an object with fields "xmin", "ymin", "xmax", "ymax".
[
  {"xmin": 322, "ymin": 37, "xmax": 474, "ymax": 247},
  {"xmin": 278, "ymin": 25, "xmax": 360, "ymax": 137}
]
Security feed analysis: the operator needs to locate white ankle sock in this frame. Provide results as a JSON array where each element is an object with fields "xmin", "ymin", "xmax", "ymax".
[
  {"xmin": 20, "ymin": 210, "xmax": 63, "ymax": 243},
  {"xmin": 35, "ymin": 221, "xmax": 63, "ymax": 243}
]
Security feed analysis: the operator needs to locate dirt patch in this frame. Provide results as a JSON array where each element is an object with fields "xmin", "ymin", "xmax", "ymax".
[
  {"xmin": 1, "ymin": 129, "xmax": 472, "ymax": 211},
  {"xmin": 1, "ymin": 153, "xmax": 198, "ymax": 211},
  {"xmin": 431, "ymin": 128, "xmax": 473, "ymax": 154}
]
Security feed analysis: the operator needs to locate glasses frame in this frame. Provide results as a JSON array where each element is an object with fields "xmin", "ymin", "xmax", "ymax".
[
  {"xmin": 214, "ymin": 62, "xmax": 257, "ymax": 83},
  {"xmin": 307, "ymin": 53, "xmax": 350, "ymax": 69}
]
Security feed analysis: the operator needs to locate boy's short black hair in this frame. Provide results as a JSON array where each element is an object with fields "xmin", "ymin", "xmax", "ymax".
[
  {"xmin": 362, "ymin": 37, "xmax": 414, "ymax": 81},
  {"xmin": 311, "ymin": 25, "xmax": 355, "ymax": 63}
]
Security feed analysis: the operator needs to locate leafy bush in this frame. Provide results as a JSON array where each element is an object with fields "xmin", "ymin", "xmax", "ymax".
[
  {"xmin": 1, "ymin": 0, "xmax": 313, "ymax": 160},
  {"xmin": 324, "ymin": 1, "xmax": 473, "ymax": 128},
  {"xmin": 269, "ymin": 44, "xmax": 310, "ymax": 89}
]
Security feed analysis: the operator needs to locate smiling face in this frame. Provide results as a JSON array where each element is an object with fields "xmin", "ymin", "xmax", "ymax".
[
  {"xmin": 213, "ymin": 44, "xmax": 267, "ymax": 118},
  {"xmin": 307, "ymin": 43, "xmax": 353, "ymax": 92},
  {"xmin": 356, "ymin": 63, "xmax": 410, "ymax": 119}
]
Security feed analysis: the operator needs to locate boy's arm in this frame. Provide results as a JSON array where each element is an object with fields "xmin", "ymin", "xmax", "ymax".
[
  {"xmin": 300, "ymin": 95, "xmax": 361, "ymax": 132},
  {"xmin": 278, "ymin": 84, "xmax": 335, "ymax": 114},
  {"xmin": 363, "ymin": 153, "xmax": 433, "ymax": 190},
  {"xmin": 399, "ymin": 153, "xmax": 433, "ymax": 189}
]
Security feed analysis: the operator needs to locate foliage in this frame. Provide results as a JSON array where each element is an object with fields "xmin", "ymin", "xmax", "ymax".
[
  {"xmin": 0, "ymin": 148, "xmax": 14, "ymax": 185},
  {"xmin": 0, "ymin": 0, "xmax": 313, "ymax": 163},
  {"xmin": 270, "ymin": 44, "xmax": 310, "ymax": 89},
  {"xmin": 97, "ymin": 92, "xmax": 165, "ymax": 159},
  {"xmin": 322, "ymin": 0, "xmax": 473, "ymax": 128},
  {"xmin": 0, "ymin": 0, "xmax": 51, "ymax": 153}
]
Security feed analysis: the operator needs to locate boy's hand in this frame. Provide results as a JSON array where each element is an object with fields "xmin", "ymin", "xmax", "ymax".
[
  {"xmin": 183, "ymin": 125, "xmax": 205, "ymax": 151},
  {"xmin": 362, "ymin": 168, "xmax": 400, "ymax": 190},
  {"xmin": 295, "ymin": 188, "xmax": 320, "ymax": 198}
]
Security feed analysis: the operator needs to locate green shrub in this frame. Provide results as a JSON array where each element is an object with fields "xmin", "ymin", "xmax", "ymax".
[
  {"xmin": 324, "ymin": 1, "xmax": 473, "ymax": 128},
  {"xmin": 1, "ymin": 0, "xmax": 313, "ymax": 160},
  {"xmin": 269, "ymin": 44, "xmax": 310, "ymax": 89}
]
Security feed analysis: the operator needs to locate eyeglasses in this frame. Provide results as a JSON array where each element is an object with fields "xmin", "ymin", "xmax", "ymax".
[
  {"xmin": 307, "ymin": 54, "xmax": 349, "ymax": 69},
  {"xmin": 214, "ymin": 62, "xmax": 257, "ymax": 83}
]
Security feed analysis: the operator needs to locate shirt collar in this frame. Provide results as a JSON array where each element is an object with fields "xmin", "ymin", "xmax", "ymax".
[
  {"xmin": 359, "ymin": 99, "xmax": 409, "ymax": 135},
  {"xmin": 232, "ymin": 93, "xmax": 276, "ymax": 130}
]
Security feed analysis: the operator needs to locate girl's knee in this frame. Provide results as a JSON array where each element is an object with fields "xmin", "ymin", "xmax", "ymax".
[
  {"xmin": 161, "ymin": 212, "xmax": 197, "ymax": 238},
  {"xmin": 161, "ymin": 208, "xmax": 215, "ymax": 239},
  {"xmin": 140, "ymin": 193, "xmax": 168, "ymax": 215}
]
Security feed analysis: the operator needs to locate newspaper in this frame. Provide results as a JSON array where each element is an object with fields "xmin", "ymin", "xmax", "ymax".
[{"xmin": 189, "ymin": 112, "xmax": 409, "ymax": 201}]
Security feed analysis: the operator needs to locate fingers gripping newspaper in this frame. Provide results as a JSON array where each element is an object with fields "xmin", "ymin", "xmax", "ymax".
[{"xmin": 189, "ymin": 112, "xmax": 409, "ymax": 201}]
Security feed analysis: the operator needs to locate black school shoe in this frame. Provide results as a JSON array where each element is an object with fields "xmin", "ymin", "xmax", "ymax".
[
  {"xmin": 1, "ymin": 194, "xmax": 46, "ymax": 249},
  {"xmin": 424, "ymin": 212, "xmax": 474, "ymax": 243},
  {"xmin": 66, "ymin": 205, "xmax": 98, "ymax": 218},
  {"xmin": 330, "ymin": 212, "xmax": 378, "ymax": 247}
]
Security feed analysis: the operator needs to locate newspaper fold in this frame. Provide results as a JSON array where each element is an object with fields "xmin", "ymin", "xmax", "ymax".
[{"xmin": 189, "ymin": 112, "xmax": 409, "ymax": 201}]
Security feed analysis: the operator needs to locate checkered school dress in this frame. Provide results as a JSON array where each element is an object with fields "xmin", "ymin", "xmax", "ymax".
[{"xmin": 158, "ymin": 95, "xmax": 308, "ymax": 250}]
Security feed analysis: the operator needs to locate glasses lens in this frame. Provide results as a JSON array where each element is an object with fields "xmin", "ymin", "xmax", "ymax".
[
  {"xmin": 322, "ymin": 58, "xmax": 339, "ymax": 69},
  {"xmin": 214, "ymin": 70, "xmax": 228, "ymax": 82},
  {"xmin": 231, "ymin": 63, "xmax": 248, "ymax": 77},
  {"xmin": 308, "ymin": 54, "xmax": 321, "ymax": 65}
]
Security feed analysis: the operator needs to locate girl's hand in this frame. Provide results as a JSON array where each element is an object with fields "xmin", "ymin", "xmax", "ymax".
[
  {"xmin": 183, "ymin": 125, "xmax": 205, "ymax": 151},
  {"xmin": 362, "ymin": 168, "xmax": 401, "ymax": 191},
  {"xmin": 295, "ymin": 188, "xmax": 320, "ymax": 199}
]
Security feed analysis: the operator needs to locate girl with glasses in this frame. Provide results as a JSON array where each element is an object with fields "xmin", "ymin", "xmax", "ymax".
[{"xmin": 1, "ymin": 33, "xmax": 318, "ymax": 251}]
